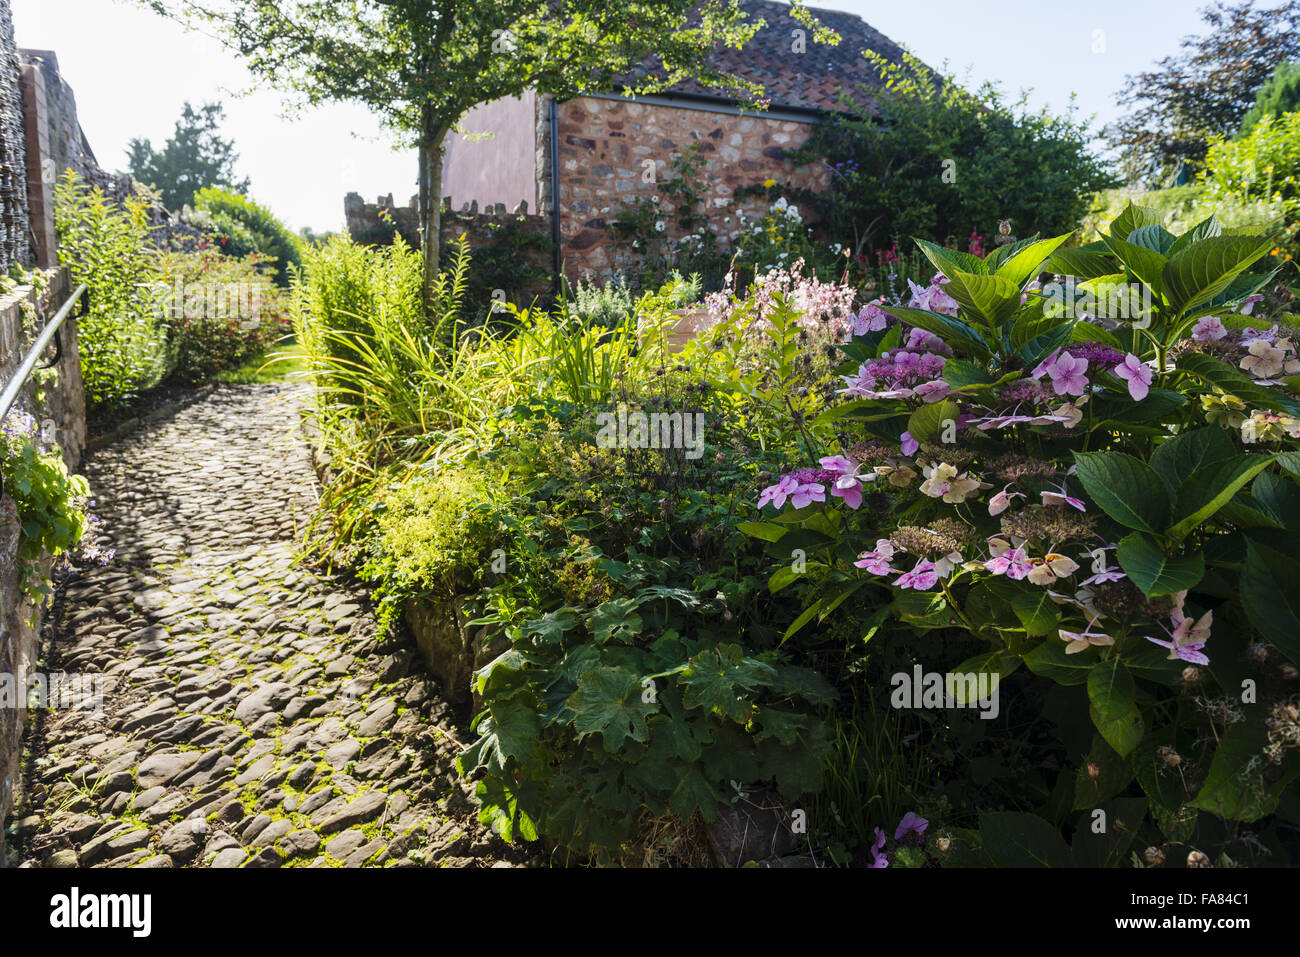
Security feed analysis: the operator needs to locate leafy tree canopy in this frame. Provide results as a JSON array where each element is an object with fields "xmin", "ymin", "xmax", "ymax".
[
  {"xmin": 126, "ymin": 100, "xmax": 250, "ymax": 211},
  {"xmin": 791, "ymin": 52, "xmax": 1115, "ymax": 262},
  {"xmin": 1239, "ymin": 59, "xmax": 1300, "ymax": 135},
  {"xmin": 1108, "ymin": 0, "xmax": 1300, "ymax": 183}
]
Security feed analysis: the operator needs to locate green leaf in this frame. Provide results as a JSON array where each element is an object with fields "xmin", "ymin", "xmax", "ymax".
[
  {"xmin": 1108, "ymin": 202, "xmax": 1163, "ymax": 242},
  {"xmin": 942, "ymin": 358, "xmax": 998, "ymax": 390},
  {"xmin": 1072, "ymin": 451, "xmax": 1171, "ymax": 534},
  {"xmin": 457, "ymin": 696, "xmax": 540, "ymax": 773},
  {"xmin": 1116, "ymin": 533, "xmax": 1205, "ymax": 597},
  {"xmin": 907, "ymin": 398, "xmax": 959, "ymax": 443},
  {"xmin": 781, "ymin": 598, "xmax": 823, "ymax": 644},
  {"xmin": 1191, "ymin": 722, "xmax": 1300, "ymax": 822},
  {"xmin": 1127, "ymin": 224, "xmax": 1177, "ymax": 255},
  {"xmin": 914, "ymin": 237, "xmax": 989, "ymax": 276},
  {"xmin": 978, "ymin": 811, "xmax": 1071, "ymax": 867},
  {"xmin": 1177, "ymin": 352, "xmax": 1300, "ymax": 415},
  {"xmin": 1099, "ymin": 232, "xmax": 1167, "ymax": 296},
  {"xmin": 942, "ymin": 269, "xmax": 1024, "ymax": 327},
  {"xmin": 1240, "ymin": 530, "xmax": 1300, "ymax": 665},
  {"xmin": 1024, "ymin": 639, "xmax": 1094, "ymax": 685},
  {"xmin": 668, "ymin": 765, "xmax": 720, "ymax": 821},
  {"xmin": 1167, "ymin": 214, "xmax": 1222, "ymax": 255},
  {"xmin": 521, "ymin": 609, "xmax": 579, "ymax": 644},
  {"xmin": 993, "ymin": 234, "xmax": 1072, "ymax": 286},
  {"xmin": 1148, "ymin": 426, "xmax": 1236, "ymax": 492},
  {"xmin": 878, "ymin": 304, "xmax": 993, "ymax": 361},
  {"xmin": 1161, "ymin": 235, "xmax": 1276, "ymax": 316},
  {"xmin": 588, "ymin": 597, "xmax": 644, "ymax": 644},
  {"xmin": 1071, "ymin": 797, "xmax": 1148, "ymax": 867},
  {"xmin": 1012, "ymin": 589, "xmax": 1061, "ymax": 636},
  {"xmin": 1166, "ymin": 454, "xmax": 1273, "ymax": 542},
  {"xmin": 568, "ymin": 666, "xmax": 659, "ymax": 751},
  {"xmin": 947, "ymin": 651, "xmax": 1020, "ymax": 705},
  {"xmin": 1042, "ymin": 247, "xmax": 1118, "ymax": 280},
  {"xmin": 679, "ymin": 644, "xmax": 776, "ymax": 720},
  {"xmin": 737, "ymin": 521, "xmax": 788, "ymax": 543},
  {"xmin": 1087, "ymin": 660, "xmax": 1143, "ymax": 758},
  {"xmin": 1252, "ymin": 471, "xmax": 1300, "ymax": 531},
  {"xmin": 767, "ymin": 564, "xmax": 802, "ymax": 593}
]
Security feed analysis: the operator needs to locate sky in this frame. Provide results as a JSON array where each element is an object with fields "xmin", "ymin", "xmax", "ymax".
[{"xmin": 11, "ymin": 0, "xmax": 1216, "ymax": 234}]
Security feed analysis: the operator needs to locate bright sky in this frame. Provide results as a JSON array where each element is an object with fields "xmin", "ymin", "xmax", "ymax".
[{"xmin": 12, "ymin": 0, "xmax": 1213, "ymax": 234}]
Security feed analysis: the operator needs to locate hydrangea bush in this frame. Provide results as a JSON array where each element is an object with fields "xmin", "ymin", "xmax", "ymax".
[{"xmin": 743, "ymin": 204, "xmax": 1300, "ymax": 864}]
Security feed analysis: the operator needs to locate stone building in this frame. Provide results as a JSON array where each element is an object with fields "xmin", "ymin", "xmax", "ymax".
[{"xmin": 350, "ymin": 0, "xmax": 914, "ymax": 285}]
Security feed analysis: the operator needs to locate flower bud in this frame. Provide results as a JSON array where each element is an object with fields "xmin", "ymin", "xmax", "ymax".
[
  {"xmin": 1144, "ymin": 846, "xmax": 1165, "ymax": 866},
  {"xmin": 1187, "ymin": 850, "xmax": 1210, "ymax": 868}
]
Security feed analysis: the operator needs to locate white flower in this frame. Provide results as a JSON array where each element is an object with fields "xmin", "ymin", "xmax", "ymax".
[{"xmin": 654, "ymin": 221, "xmax": 666, "ymax": 232}]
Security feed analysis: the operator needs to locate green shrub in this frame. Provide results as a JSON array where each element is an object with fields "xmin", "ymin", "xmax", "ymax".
[
  {"xmin": 0, "ymin": 408, "xmax": 88, "ymax": 602},
  {"xmin": 747, "ymin": 205, "xmax": 1300, "ymax": 866},
  {"xmin": 192, "ymin": 187, "xmax": 302, "ymax": 285},
  {"xmin": 155, "ymin": 244, "xmax": 290, "ymax": 384},
  {"xmin": 358, "ymin": 464, "xmax": 506, "ymax": 623},
  {"xmin": 53, "ymin": 171, "xmax": 170, "ymax": 411}
]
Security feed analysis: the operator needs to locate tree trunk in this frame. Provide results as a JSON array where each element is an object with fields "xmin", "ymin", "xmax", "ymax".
[{"xmin": 418, "ymin": 113, "xmax": 450, "ymax": 319}]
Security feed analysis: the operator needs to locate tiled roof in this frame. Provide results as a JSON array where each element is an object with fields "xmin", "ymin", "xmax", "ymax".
[{"xmin": 617, "ymin": 1, "xmax": 912, "ymax": 115}]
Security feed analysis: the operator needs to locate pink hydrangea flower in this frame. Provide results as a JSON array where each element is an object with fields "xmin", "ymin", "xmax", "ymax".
[
  {"xmin": 984, "ymin": 542, "xmax": 1033, "ymax": 580},
  {"xmin": 900, "ymin": 431, "xmax": 919, "ymax": 456},
  {"xmin": 1043, "ymin": 350, "xmax": 1089, "ymax": 396},
  {"xmin": 894, "ymin": 559, "xmax": 939, "ymax": 591},
  {"xmin": 1192, "ymin": 316, "xmax": 1227, "ymax": 341},
  {"xmin": 854, "ymin": 539, "xmax": 896, "ymax": 575},
  {"xmin": 1113, "ymin": 353, "xmax": 1153, "ymax": 401},
  {"xmin": 914, "ymin": 379, "xmax": 952, "ymax": 403},
  {"xmin": 853, "ymin": 299, "xmax": 890, "ymax": 335}
]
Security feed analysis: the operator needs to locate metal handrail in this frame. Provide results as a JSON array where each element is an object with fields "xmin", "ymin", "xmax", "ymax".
[{"xmin": 0, "ymin": 283, "xmax": 89, "ymax": 427}]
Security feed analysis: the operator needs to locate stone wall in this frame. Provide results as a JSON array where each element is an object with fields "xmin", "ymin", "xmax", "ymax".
[
  {"xmin": 346, "ymin": 92, "xmax": 830, "ymax": 292},
  {"xmin": 344, "ymin": 194, "xmax": 554, "ymax": 308},
  {"xmin": 552, "ymin": 95, "xmax": 829, "ymax": 281},
  {"xmin": 19, "ymin": 49, "xmax": 151, "ymax": 266},
  {"xmin": 0, "ymin": 1, "xmax": 28, "ymax": 273},
  {"xmin": 0, "ymin": 267, "xmax": 86, "ymax": 866}
]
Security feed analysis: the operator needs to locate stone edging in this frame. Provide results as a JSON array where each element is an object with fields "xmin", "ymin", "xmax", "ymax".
[{"xmin": 85, "ymin": 384, "xmax": 218, "ymax": 454}]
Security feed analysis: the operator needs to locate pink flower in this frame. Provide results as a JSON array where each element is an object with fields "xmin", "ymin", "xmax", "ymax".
[
  {"xmin": 1041, "ymin": 481, "xmax": 1086, "ymax": 512},
  {"xmin": 895, "ymin": 812, "xmax": 928, "ymax": 841},
  {"xmin": 1043, "ymin": 350, "xmax": 1089, "ymax": 396},
  {"xmin": 855, "ymin": 539, "xmax": 896, "ymax": 575},
  {"xmin": 1192, "ymin": 316, "xmax": 1227, "ymax": 341},
  {"xmin": 853, "ymin": 300, "xmax": 890, "ymax": 335},
  {"xmin": 757, "ymin": 475, "xmax": 800, "ymax": 510},
  {"xmin": 894, "ymin": 559, "xmax": 939, "ymax": 591},
  {"xmin": 900, "ymin": 431, "xmax": 919, "ymax": 456},
  {"xmin": 914, "ymin": 379, "xmax": 952, "ymax": 403},
  {"xmin": 869, "ymin": 827, "xmax": 889, "ymax": 868},
  {"xmin": 789, "ymin": 480, "xmax": 826, "ymax": 509},
  {"xmin": 988, "ymin": 484, "xmax": 1025, "ymax": 516},
  {"xmin": 1146, "ymin": 636, "xmax": 1209, "ymax": 665},
  {"xmin": 985, "ymin": 544, "xmax": 1033, "ymax": 580},
  {"xmin": 1113, "ymin": 353, "xmax": 1153, "ymax": 400}
]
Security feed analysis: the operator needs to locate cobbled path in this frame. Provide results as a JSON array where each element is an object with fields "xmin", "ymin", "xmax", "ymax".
[{"xmin": 9, "ymin": 384, "xmax": 522, "ymax": 868}]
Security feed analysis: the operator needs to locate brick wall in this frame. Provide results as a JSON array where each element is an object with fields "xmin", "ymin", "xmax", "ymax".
[{"xmin": 552, "ymin": 95, "xmax": 829, "ymax": 281}]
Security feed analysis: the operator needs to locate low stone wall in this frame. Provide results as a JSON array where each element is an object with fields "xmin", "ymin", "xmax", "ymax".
[
  {"xmin": 404, "ymin": 597, "xmax": 507, "ymax": 711},
  {"xmin": 0, "ymin": 266, "xmax": 86, "ymax": 866}
]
